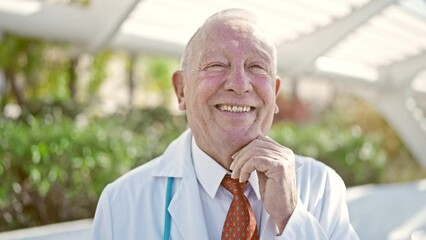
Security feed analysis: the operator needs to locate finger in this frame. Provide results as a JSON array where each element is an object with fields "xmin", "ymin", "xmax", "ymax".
[
  {"xmin": 238, "ymin": 144, "xmax": 283, "ymax": 162},
  {"xmin": 238, "ymin": 160, "xmax": 256, "ymax": 182},
  {"xmin": 231, "ymin": 158, "xmax": 243, "ymax": 179},
  {"xmin": 257, "ymin": 135, "xmax": 279, "ymax": 144},
  {"xmin": 230, "ymin": 142, "xmax": 266, "ymax": 179},
  {"xmin": 231, "ymin": 139, "xmax": 286, "ymax": 179},
  {"xmin": 232, "ymin": 148, "xmax": 283, "ymax": 180},
  {"xmin": 230, "ymin": 141, "xmax": 252, "ymax": 170},
  {"xmin": 255, "ymin": 136, "xmax": 295, "ymax": 159},
  {"xmin": 234, "ymin": 141, "xmax": 288, "ymax": 168},
  {"xmin": 231, "ymin": 151, "xmax": 265, "ymax": 180},
  {"xmin": 232, "ymin": 138, "xmax": 280, "ymax": 163},
  {"xmin": 239, "ymin": 157, "xmax": 259, "ymax": 182},
  {"xmin": 231, "ymin": 136, "xmax": 294, "ymax": 180},
  {"xmin": 239, "ymin": 157, "xmax": 271, "ymax": 182}
]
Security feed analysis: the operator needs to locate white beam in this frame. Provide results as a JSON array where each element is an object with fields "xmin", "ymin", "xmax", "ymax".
[
  {"xmin": 85, "ymin": 0, "xmax": 141, "ymax": 52},
  {"xmin": 0, "ymin": 0, "xmax": 143, "ymax": 52},
  {"xmin": 110, "ymin": 34, "xmax": 185, "ymax": 59},
  {"xmin": 374, "ymin": 91, "xmax": 426, "ymax": 168},
  {"xmin": 309, "ymin": 69, "xmax": 380, "ymax": 92},
  {"xmin": 379, "ymin": 52, "xmax": 426, "ymax": 88},
  {"xmin": 0, "ymin": 2, "xmax": 92, "ymax": 44},
  {"xmin": 276, "ymin": 0, "xmax": 396, "ymax": 75}
]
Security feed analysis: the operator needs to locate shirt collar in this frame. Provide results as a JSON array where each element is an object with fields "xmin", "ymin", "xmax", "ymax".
[{"xmin": 191, "ymin": 137, "xmax": 261, "ymax": 200}]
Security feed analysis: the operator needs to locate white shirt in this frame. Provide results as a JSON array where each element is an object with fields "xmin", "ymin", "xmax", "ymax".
[{"xmin": 191, "ymin": 137, "xmax": 271, "ymax": 239}]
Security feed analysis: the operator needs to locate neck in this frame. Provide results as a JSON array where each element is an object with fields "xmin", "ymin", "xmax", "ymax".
[
  {"xmin": 193, "ymin": 140, "xmax": 236, "ymax": 171},
  {"xmin": 206, "ymin": 147, "xmax": 234, "ymax": 170}
]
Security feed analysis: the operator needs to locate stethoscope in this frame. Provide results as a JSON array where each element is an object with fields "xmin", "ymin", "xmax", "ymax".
[
  {"xmin": 163, "ymin": 172, "xmax": 236, "ymax": 239},
  {"xmin": 163, "ymin": 177, "xmax": 174, "ymax": 240}
]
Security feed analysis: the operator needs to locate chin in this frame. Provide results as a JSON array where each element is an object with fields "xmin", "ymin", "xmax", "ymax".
[{"xmin": 222, "ymin": 131, "xmax": 256, "ymax": 148}]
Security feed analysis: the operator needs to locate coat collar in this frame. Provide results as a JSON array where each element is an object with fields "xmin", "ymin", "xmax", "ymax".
[
  {"xmin": 151, "ymin": 129, "xmax": 210, "ymax": 240},
  {"xmin": 151, "ymin": 128, "xmax": 192, "ymax": 178}
]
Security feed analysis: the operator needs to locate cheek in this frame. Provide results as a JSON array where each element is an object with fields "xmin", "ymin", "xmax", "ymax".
[
  {"xmin": 185, "ymin": 81, "xmax": 216, "ymax": 111},
  {"xmin": 253, "ymin": 80, "xmax": 277, "ymax": 102},
  {"xmin": 193, "ymin": 76, "xmax": 224, "ymax": 97},
  {"xmin": 200, "ymin": 71, "xmax": 227, "ymax": 85}
]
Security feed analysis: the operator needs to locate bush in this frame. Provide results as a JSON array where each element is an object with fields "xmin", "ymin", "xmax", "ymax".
[
  {"xmin": 270, "ymin": 113, "xmax": 386, "ymax": 187},
  {"xmin": 0, "ymin": 108, "xmax": 186, "ymax": 231}
]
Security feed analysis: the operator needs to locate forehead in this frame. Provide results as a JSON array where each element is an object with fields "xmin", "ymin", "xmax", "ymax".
[{"xmin": 196, "ymin": 18, "xmax": 274, "ymax": 59}]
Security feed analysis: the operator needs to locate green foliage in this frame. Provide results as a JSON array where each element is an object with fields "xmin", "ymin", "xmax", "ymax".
[
  {"xmin": 0, "ymin": 108, "xmax": 186, "ymax": 231},
  {"xmin": 331, "ymin": 96, "xmax": 426, "ymax": 183},
  {"xmin": 136, "ymin": 56, "xmax": 180, "ymax": 106},
  {"xmin": 0, "ymin": 33, "xmax": 112, "ymax": 117},
  {"xmin": 87, "ymin": 51, "xmax": 112, "ymax": 94},
  {"xmin": 270, "ymin": 113, "xmax": 386, "ymax": 186},
  {"xmin": 0, "ymin": 34, "xmax": 41, "ymax": 73},
  {"xmin": 142, "ymin": 57, "xmax": 178, "ymax": 92},
  {"xmin": 0, "ymin": 34, "xmax": 73, "ymax": 107}
]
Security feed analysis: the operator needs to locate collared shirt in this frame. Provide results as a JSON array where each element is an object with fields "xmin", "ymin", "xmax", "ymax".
[{"xmin": 191, "ymin": 137, "xmax": 269, "ymax": 239}]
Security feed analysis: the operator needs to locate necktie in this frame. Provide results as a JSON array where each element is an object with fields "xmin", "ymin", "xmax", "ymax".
[{"xmin": 221, "ymin": 175, "xmax": 259, "ymax": 240}]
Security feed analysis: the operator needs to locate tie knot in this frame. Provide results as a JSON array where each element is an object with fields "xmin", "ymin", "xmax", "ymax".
[{"xmin": 221, "ymin": 175, "xmax": 245, "ymax": 196}]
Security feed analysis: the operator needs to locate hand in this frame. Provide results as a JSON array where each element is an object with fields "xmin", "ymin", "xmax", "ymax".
[{"xmin": 230, "ymin": 135, "xmax": 297, "ymax": 233}]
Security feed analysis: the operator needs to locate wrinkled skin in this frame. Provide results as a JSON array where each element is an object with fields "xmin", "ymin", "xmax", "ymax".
[{"xmin": 172, "ymin": 16, "xmax": 297, "ymax": 233}]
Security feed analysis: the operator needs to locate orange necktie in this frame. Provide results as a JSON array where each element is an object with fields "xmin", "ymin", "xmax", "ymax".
[{"xmin": 221, "ymin": 175, "xmax": 259, "ymax": 240}]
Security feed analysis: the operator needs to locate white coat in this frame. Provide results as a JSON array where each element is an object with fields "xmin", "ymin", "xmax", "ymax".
[{"xmin": 92, "ymin": 129, "xmax": 359, "ymax": 240}]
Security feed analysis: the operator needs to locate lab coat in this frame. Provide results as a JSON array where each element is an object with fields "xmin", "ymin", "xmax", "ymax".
[{"xmin": 92, "ymin": 129, "xmax": 358, "ymax": 240}]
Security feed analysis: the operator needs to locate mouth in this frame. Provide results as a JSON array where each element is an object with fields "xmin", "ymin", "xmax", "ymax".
[{"xmin": 216, "ymin": 104, "xmax": 255, "ymax": 113}]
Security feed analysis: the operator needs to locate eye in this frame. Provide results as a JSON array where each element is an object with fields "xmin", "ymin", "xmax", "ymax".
[
  {"xmin": 250, "ymin": 64, "xmax": 265, "ymax": 70},
  {"xmin": 248, "ymin": 62, "xmax": 268, "ymax": 74},
  {"xmin": 203, "ymin": 62, "xmax": 228, "ymax": 71}
]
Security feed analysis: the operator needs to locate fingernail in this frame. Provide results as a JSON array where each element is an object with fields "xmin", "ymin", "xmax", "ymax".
[
  {"xmin": 230, "ymin": 161, "xmax": 235, "ymax": 170},
  {"xmin": 231, "ymin": 153, "xmax": 236, "ymax": 159}
]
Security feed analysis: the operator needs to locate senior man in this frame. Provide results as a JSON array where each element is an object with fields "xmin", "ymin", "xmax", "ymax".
[{"xmin": 92, "ymin": 8, "xmax": 358, "ymax": 240}]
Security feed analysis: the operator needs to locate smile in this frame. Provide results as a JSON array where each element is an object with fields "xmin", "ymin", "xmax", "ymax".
[{"xmin": 216, "ymin": 104, "xmax": 254, "ymax": 113}]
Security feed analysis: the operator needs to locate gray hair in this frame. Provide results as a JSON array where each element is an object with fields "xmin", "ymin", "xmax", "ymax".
[{"xmin": 180, "ymin": 8, "xmax": 277, "ymax": 74}]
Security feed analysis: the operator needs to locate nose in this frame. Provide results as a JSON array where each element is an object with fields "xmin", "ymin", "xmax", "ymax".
[{"xmin": 224, "ymin": 66, "xmax": 252, "ymax": 94}]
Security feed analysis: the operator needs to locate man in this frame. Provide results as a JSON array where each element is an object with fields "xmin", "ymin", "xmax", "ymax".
[{"xmin": 92, "ymin": 9, "xmax": 358, "ymax": 240}]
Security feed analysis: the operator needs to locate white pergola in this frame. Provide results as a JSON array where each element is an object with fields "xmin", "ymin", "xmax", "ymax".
[{"xmin": 1, "ymin": 0, "xmax": 425, "ymax": 167}]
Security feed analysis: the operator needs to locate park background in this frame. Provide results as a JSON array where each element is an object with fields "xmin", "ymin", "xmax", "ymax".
[{"xmin": 1, "ymin": 0, "xmax": 426, "ymax": 239}]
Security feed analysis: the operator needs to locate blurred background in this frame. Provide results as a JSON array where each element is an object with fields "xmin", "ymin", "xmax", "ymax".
[{"xmin": 0, "ymin": 0, "xmax": 425, "ymax": 239}]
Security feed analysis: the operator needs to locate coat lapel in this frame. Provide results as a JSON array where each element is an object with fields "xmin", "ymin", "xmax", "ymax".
[
  {"xmin": 152, "ymin": 129, "xmax": 209, "ymax": 240},
  {"xmin": 168, "ymin": 173, "xmax": 209, "ymax": 240}
]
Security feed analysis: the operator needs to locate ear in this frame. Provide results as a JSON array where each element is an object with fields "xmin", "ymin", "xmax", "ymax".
[
  {"xmin": 172, "ymin": 71, "xmax": 186, "ymax": 110},
  {"xmin": 274, "ymin": 78, "xmax": 281, "ymax": 114}
]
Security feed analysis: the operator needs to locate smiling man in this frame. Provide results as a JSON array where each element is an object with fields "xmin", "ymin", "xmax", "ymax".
[{"xmin": 92, "ymin": 9, "xmax": 358, "ymax": 240}]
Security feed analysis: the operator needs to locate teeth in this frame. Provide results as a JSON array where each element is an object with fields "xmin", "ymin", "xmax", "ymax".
[{"xmin": 219, "ymin": 105, "xmax": 252, "ymax": 113}]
